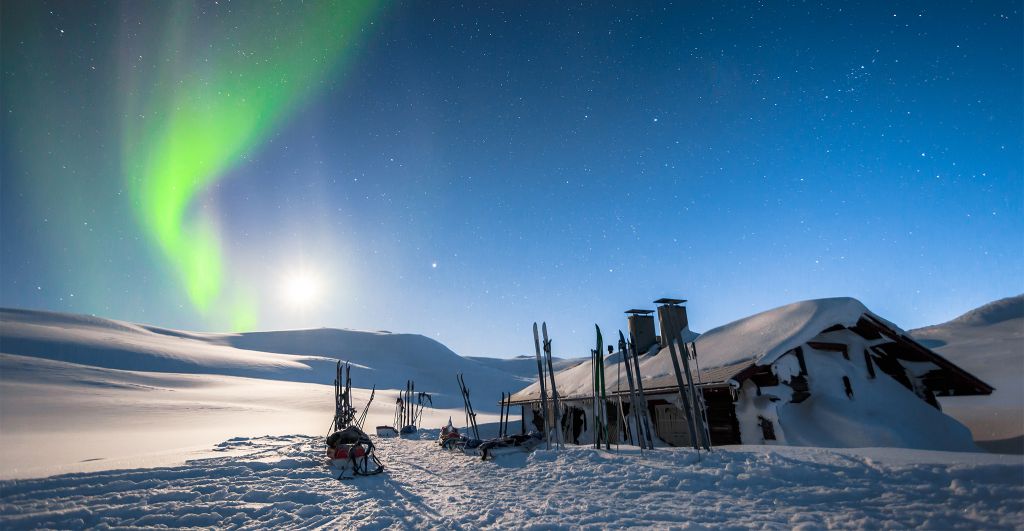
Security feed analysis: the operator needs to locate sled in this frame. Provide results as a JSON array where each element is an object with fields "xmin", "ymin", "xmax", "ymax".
[
  {"xmin": 476, "ymin": 432, "xmax": 544, "ymax": 460},
  {"xmin": 327, "ymin": 426, "xmax": 384, "ymax": 479},
  {"xmin": 438, "ymin": 418, "xmax": 472, "ymax": 450}
]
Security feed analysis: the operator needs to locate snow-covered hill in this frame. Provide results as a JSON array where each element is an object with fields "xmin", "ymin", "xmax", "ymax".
[
  {"xmin": 0, "ymin": 308, "xmax": 521, "ymax": 396},
  {"xmin": 466, "ymin": 355, "xmax": 585, "ymax": 382},
  {"xmin": 912, "ymin": 294, "xmax": 1024, "ymax": 452},
  {"xmin": 0, "ymin": 308, "xmax": 525, "ymax": 478}
]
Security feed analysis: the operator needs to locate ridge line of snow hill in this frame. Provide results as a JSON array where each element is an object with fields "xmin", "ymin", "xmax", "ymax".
[
  {"xmin": 0, "ymin": 308, "xmax": 525, "ymax": 405},
  {"xmin": 466, "ymin": 355, "xmax": 586, "ymax": 382},
  {"xmin": 915, "ymin": 294, "xmax": 1024, "ymax": 332}
]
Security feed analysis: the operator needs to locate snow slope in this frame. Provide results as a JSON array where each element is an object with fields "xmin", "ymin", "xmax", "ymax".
[
  {"xmin": 1, "ymin": 434, "xmax": 1020, "ymax": 529},
  {"xmin": 0, "ymin": 308, "xmax": 525, "ymax": 478},
  {"xmin": 466, "ymin": 355, "xmax": 584, "ymax": 382},
  {"xmin": 0, "ymin": 308, "xmax": 521, "ymax": 396},
  {"xmin": 912, "ymin": 294, "xmax": 1024, "ymax": 450}
]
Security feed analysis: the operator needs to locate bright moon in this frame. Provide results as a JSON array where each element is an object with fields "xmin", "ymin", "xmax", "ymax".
[{"xmin": 282, "ymin": 269, "xmax": 321, "ymax": 309}]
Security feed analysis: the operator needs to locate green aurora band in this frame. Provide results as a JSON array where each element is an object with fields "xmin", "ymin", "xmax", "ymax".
[{"xmin": 121, "ymin": 1, "xmax": 379, "ymax": 329}]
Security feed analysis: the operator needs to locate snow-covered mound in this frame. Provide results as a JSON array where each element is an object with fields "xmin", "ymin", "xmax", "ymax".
[
  {"xmin": 912, "ymin": 294, "xmax": 1024, "ymax": 450},
  {"xmin": 1, "ymin": 435, "xmax": 1020, "ymax": 529},
  {"xmin": 0, "ymin": 308, "xmax": 525, "ymax": 478}
]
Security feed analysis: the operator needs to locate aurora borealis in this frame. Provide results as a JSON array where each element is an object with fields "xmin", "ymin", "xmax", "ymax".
[
  {"xmin": 120, "ymin": 1, "xmax": 379, "ymax": 329},
  {"xmin": 2, "ymin": 1, "xmax": 1021, "ymax": 357}
]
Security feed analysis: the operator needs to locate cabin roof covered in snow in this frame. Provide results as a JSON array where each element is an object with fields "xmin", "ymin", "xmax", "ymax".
[{"xmin": 509, "ymin": 297, "xmax": 992, "ymax": 404}]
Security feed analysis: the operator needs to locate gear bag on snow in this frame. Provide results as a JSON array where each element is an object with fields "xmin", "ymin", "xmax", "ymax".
[{"xmin": 326, "ymin": 426, "xmax": 384, "ymax": 477}]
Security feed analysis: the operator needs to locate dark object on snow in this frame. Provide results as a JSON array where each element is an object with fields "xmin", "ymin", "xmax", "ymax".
[
  {"xmin": 326, "ymin": 426, "xmax": 384, "ymax": 478},
  {"xmin": 324, "ymin": 361, "xmax": 384, "ymax": 478},
  {"xmin": 561, "ymin": 406, "xmax": 587, "ymax": 445},
  {"xmin": 376, "ymin": 425, "xmax": 398, "ymax": 438},
  {"xmin": 843, "ymin": 376, "xmax": 854, "ymax": 399},
  {"xmin": 478, "ymin": 432, "xmax": 544, "ymax": 460},
  {"xmin": 438, "ymin": 418, "xmax": 464, "ymax": 450},
  {"xmin": 758, "ymin": 416, "xmax": 776, "ymax": 441},
  {"xmin": 531, "ymin": 406, "xmax": 545, "ymax": 433}
]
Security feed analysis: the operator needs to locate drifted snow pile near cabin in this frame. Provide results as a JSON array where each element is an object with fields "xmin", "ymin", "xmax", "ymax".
[{"xmin": 511, "ymin": 297, "xmax": 991, "ymax": 452}]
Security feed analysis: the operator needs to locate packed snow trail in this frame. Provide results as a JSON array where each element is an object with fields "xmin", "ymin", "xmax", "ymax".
[{"xmin": 1, "ymin": 435, "xmax": 1021, "ymax": 529}]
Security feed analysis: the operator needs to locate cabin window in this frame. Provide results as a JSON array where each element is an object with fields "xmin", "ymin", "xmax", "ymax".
[
  {"xmin": 758, "ymin": 416, "xmax": 776, "ymax": 440},
  {"xmin": 842, "ymin": 376, "xmax": 854, "ymax": 399},
  {"xmin": 864, "ymin": 349, "xmax": 876, "ymax": 379},
  {"xmin": 794, "ymin": 346, "xmax": 809, "ymax": 375},
  {"xmin": 806, "ymin": 341, "xmax": 848, "ymax": 360}
]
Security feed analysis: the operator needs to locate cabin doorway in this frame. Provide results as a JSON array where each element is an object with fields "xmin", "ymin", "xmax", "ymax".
[{"xmin": 654, "ymin": 404, "xmax": 692, "ymax": 447}]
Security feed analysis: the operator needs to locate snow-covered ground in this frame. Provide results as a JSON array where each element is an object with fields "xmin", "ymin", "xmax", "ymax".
[
  {"xmin": 1, "ymin": 433, "xmax": 1021, "ymax": 529},
  {"xmin": 0, "ymin": 308, "xmax": 517, "ymax": 479},
  {"xmin": 912, "ymin": 295, "xmax": 1024, "ymax": 452}
]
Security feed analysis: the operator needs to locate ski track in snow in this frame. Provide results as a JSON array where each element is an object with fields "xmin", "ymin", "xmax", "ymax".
[{"xmin": 1, "ymin": 435, "xmax": 1022, "ymax": 530}]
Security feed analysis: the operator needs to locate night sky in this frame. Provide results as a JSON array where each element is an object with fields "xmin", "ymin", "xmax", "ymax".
[{"xmin": 2, "ymin": 1, "xmax": 1021, "ymax": 358}]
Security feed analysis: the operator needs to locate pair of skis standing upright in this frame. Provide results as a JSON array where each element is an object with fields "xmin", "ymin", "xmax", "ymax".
[
  {"xmin": 594, "ymin": 323, "xmax": 710, "ymax": 453},
  {"xmin": 532, "ymin": 322, "xmax": 562, "ymax": 449},
  {"xmin": 612, "ymin": 328, "xmax": 656, "ymax": 451},
  {"xmin": 591, "ymin": 326, "xmax": 656, "ymax": 451},
  {"xmin": 592, "ymin": 327, "xmax": 610, "ymax": 450},
  {"xmin": 662, "ymin": 311, "xmax": 713, "ymax": 452}
]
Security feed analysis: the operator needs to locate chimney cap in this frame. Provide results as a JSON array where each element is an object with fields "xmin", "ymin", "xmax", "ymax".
[
  {"xmin": 625, "ymin": 309, "xmax": 655, "ymax": 315},
  {"xmin": 654, "ymin": 298, "xmax": 687, "ymax": 305}
]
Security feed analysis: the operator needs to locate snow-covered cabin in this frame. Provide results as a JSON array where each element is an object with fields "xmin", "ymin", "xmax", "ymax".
[{"xmin": 508, "ymin": 298, "xmax": 993, "ymax": 451}]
